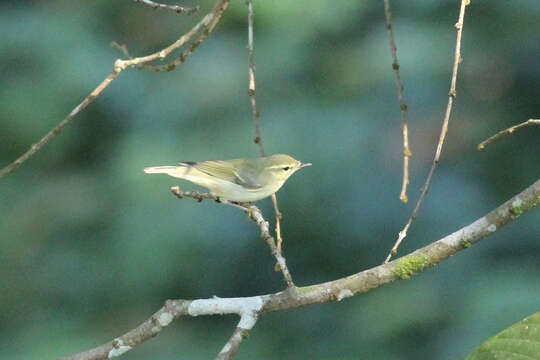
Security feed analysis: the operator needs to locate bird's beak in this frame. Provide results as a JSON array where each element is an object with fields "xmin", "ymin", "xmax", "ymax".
[{"xmin": 299, "ymin": 162, "xmax": 312, "ymax": 168}]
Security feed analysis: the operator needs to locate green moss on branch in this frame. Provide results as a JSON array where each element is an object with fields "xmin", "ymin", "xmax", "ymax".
[{"xmin": 392, "ymin": 254, "xmax": 431, "ymax": 280}]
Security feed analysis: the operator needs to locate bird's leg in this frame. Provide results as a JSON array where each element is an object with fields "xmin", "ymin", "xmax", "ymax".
[
  {"xmin": 210, "ymin": 192, "xmax": 222, "ymax": 203},
  {"xmin": 228, "ymin": 201, "xmax": 256, "ymax": 215},
  {"xmin": 224, "ymin": 201, "xmax": 251, "ymax": 212},
  {"xmin": 171, "ymin": 186, "xmax": 184, "ymax": 198},
  {"xmin": 230, "ymin": 200, "xmax": 250, "ymax": 207}
]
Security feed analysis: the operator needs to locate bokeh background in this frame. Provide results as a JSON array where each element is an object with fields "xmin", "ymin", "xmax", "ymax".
[{"xmin": 1, "ymin": 0, "xmax": 539, "ymax": 359}]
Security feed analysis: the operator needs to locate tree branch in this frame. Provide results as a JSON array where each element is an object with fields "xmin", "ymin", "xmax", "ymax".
[
  {"xmin": 478, "ymin": 118, "xmax": 540, "ymax": 151},
  {"xmin": 0, "ymin": 71, "xmax": 120, "ymax": 179},
  {"xmin": 134, "ymin": 0, "xmax": 200, "ymax": 15},
  {"xmin": 170, "ymin": 187, "xmax": 295, "ymax": 288},
  {"xmin": 215, "ymin": 315, "xmax": 257, "ymax": 360},
  {"xmin": 245, "ymin": 0, "xmax": 263, "ymax": 156},
  {"xmin": 129, "ymin": 0, "xmax": 230, "ymax": 72},
  {"xmin": 0, "ymin": 0, "xmax": 230, "ymax": 179},
  {"xmin": 58, "ymin": 300, "xmax": 192, "ymax": 360},
  {"xmin": 60, "ymin": 178, "xmax": 540, "ymax": 360},
  {"xmin": 244, "ymin": 0, "xmax": 286, "ymax": 260},
  {"xmin": 114, "ymin": 0, "xmax": 229, "ymax": 72},
  {"xmin": 382, "ymin": 0, "xmax": 412, "ymax": 203},
  {"xmin": 385, "ymin": 0, "xmax": 470, "ymax": 263}
]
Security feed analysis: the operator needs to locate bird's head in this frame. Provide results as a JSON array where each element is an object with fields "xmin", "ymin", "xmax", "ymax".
[{"xmin": 262, "ymin": 154, "xmax": 312, "ymax": 183}]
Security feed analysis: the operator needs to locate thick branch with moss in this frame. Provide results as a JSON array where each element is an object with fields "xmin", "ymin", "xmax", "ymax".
[{"xmin": 60, "ymin": 178, "xmax": 540, "ymax": 360}]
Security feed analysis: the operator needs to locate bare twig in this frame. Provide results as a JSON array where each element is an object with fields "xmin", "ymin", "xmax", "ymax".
[
  {"xmin": 133, "ymin": 0, "xmax": 229, "ymax": 72},
  {"xmin": 216, "ymin": 316, "xmax": 257, "ymax": 360},
  {"xmin": 134, "ymin": 0, "xmax": 200, "ymax": 15},
  {"xmin": 172, "ymin": 177, "xmax": 291, "ymax": 357},
  {"xmin": 58, "ymin": 299, "xmax": 192, "ymax": 360},
  {"xmin": 115, "ymin": 0, "xmax": 229, "ymax": 71},
  {"xmin": 170, "ymin": 187, "xmax": 295, "ymax": 288},
  {"xmin": 110, "ymin": 41, "xmax": 132, "ymax": 59},
  {"xmin": 246, "ymin": 0, "xmax": 264, "ymax": 156},
  {"xmin": 244, "ymin": 0, "xmax": 286, "ymax": 258},
  {"xmin": 270, "ymin": 193, "xmax": 284, "ymax": 252},
  {"xmin": 246, "ymin": 199, "xmax": 294, "ymax": 288},
  {"xmin": 383, "ymin": 0, "xmax": 412, "ymax": 203},
  {"xmin": 0, "ymin": 71, "xmax": 120, "ymax": 178},
  {"xmin": 478, "ymin": 118, "xmax": 540, "ymax": 151},
  {"xmin": 61, "ymin": 177, "xmax": 540, "ymax": 360},
  {"xmin": 385, "ymin": 0, "xmax": 470, "ymax": 263},
  {"xmin": 0, "ymin": 0, "xmax": 230, "ymax": 180}
]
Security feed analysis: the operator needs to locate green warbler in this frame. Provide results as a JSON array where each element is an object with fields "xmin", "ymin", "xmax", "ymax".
[{"xmin": 144, "ymin": 154, "xmax": 312, "ymax": 202}]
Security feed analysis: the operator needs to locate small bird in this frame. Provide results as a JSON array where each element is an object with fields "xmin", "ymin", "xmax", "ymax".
[{"xmin": 144, "ymin": 154, "xmax": 312, "ymax": 202}]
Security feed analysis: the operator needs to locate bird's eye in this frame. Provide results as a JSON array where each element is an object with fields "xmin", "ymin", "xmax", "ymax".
[{"xmin": 282, "ymin": 167, "xmax": 291, "ymax": 171}]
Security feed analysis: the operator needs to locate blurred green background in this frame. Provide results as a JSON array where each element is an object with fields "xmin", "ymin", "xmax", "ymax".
[{"xmin": 1, "ymin": 0, "xmax": 539, "ymax": 359}]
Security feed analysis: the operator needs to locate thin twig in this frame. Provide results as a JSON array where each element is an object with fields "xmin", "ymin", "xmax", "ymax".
[
  {"xmin": 244, "ymin": 0, "xmax": 286, "ymax": 257},
  {"xmin": 270, "ymin": 193, "xmax": 284, "ymax": 253},
  {"xmin": 170, "ymin": 187, "xmax": 295, "ymax": 288},
  {"xmin": 383, "ymin": 0, "xmax": 412, "ymax": 203},
  {"xmin": 246, "ymin": 0, "xmax": 264, "ymax": 156},
  {"xmin": 61, "ymin": 177, "xmax": 540, "ymax": 360},
  {"xmin": 115, "ymin": 0, "xmax": 229, "ymax": 72},
  {"xmin": 384, "ymin": 0, "xmax": 470, "ymax": 263},
  {"xmin": 0, "ymin": 71, "xmax": 120, "ymax": 178},
  {"xmin": 134, "ymin": 0, "xmax": 200, "ymax": 15},
  {"xmin": 0, "ymin": 0, "xmax": 230, "ymax": 179},
  {"xmin": 478, "ymin": 119, "xmax": 540, "ymax": 151},
  {"xmin": 110, "ymin": 41, "xmax": 132, "ymax": 59},
  {"xmin": 216, "ymin": 317, "xmax": 257, "ymax": 360},
  {"xmin": 133, "ymin": 1, "xmax": 229, "ymax": 72},
  {"xmin": 246, "ymin": 199, "xmax": 294, "ymax": 288}
]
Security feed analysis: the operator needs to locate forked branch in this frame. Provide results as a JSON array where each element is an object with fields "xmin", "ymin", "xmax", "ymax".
[
  {"xmin": 244, "ymin": 0, "xmax": 286, "ymax": 255},
  {"xmin": 385, "ymin": 0, "xmax": 470, "ymax": 263},
  {"xmin": 0, "ymin": 0, "xmax": 230, "ymax": 179},
  {"xmin": 170, "ymin": 187, "xmax": 295, "ymax": 288}
]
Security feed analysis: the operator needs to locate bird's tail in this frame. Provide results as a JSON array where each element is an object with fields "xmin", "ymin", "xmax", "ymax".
[{"xmin": 144, "ymin": 166, "xmax": 182, "ymax": 175}]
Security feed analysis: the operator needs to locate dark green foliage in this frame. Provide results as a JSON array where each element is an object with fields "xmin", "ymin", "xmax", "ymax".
[{"xmin": 467, "ymin": 313, "xmax": 540, "ymax": 360}]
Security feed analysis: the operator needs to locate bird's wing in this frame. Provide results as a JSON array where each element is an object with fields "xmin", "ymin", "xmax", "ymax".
[{"xmin": 186, "ymin": 160, "xmax": 263, "ymax": 190}]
